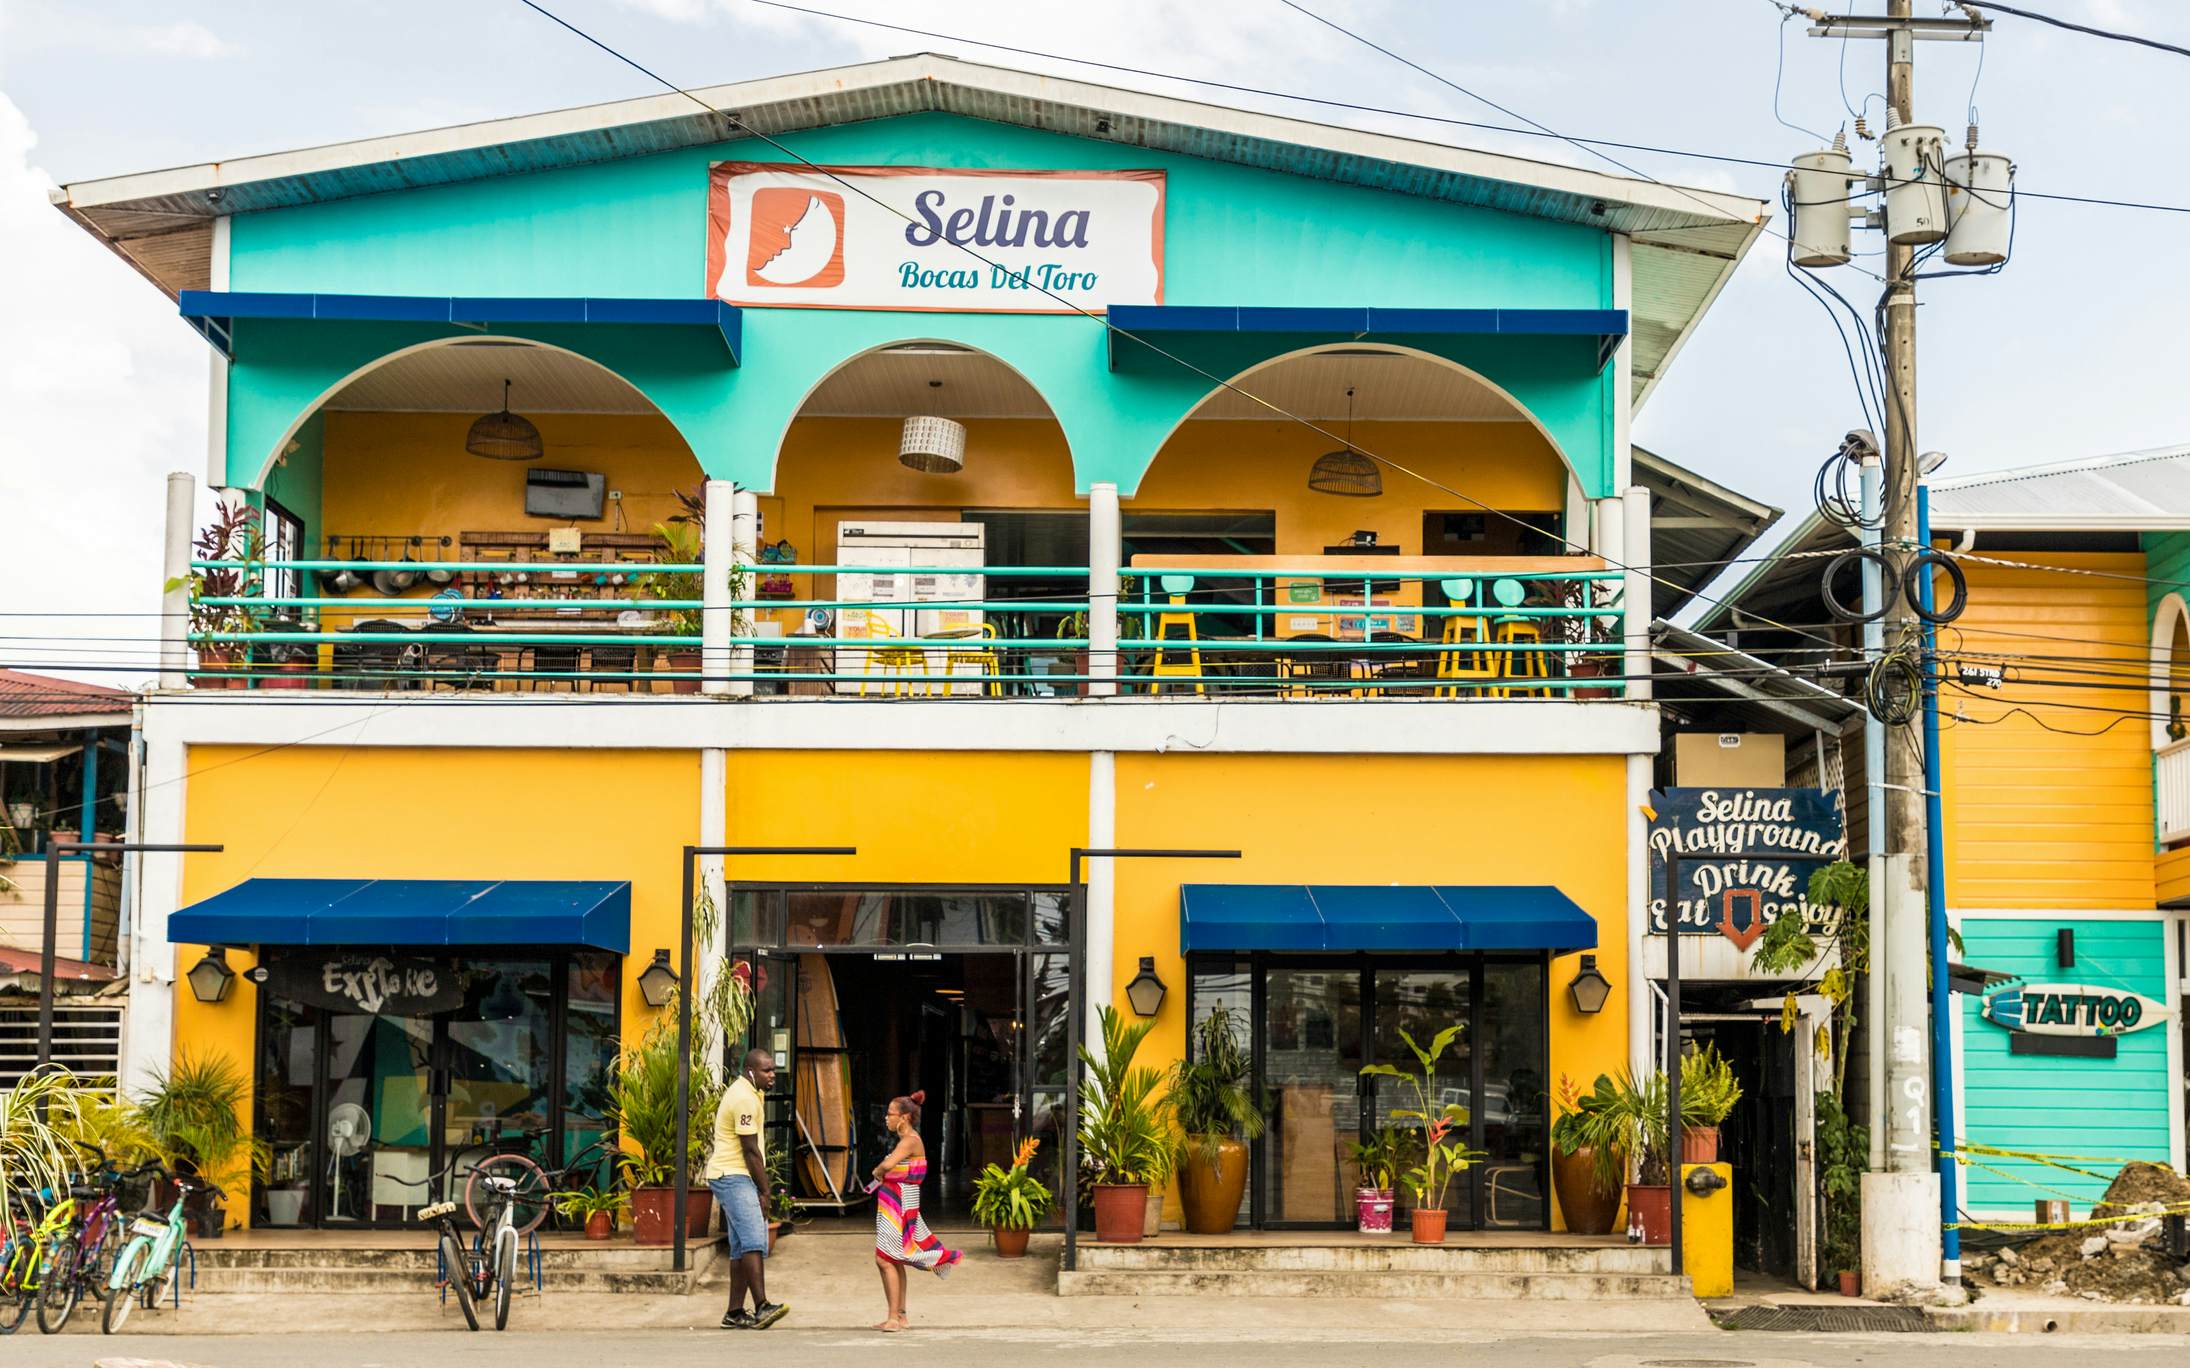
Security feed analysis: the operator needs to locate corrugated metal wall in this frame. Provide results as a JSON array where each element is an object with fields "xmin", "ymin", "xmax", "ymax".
[{"xmin": 1939, "ymin": 553, "xmax": 2155, "ymax": 909}]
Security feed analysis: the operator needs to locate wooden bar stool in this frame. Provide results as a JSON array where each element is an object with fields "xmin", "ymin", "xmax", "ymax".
[
  {"xmin": 1433, "ymin": 577, "xmax": 1497, "ymax": 698},
  {"xmin": 1150, "ymin": 573, "xmax": 1205, "ymax": 696},
  {"xmin": 1489, "ymin": 577, "xmax": 1551, "ymax": 698}
]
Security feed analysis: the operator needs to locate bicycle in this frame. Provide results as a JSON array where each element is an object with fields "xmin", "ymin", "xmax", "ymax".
[
  {"xmin": 460, "ymin": 1125, "xmax": 620, "ymax": 1235},
  {"xmin": 392, "ymin": 1159, "xmax": 528, "ymax": 1331},
  {"xmin": 40, "ymin": 1157, "xmax": 149, "ymax": 1334},
  {"xmin": 101, "ymin": 1168, "xmax": 212, "ymax": 1335},
  {"xmin": 0, "ymin": 1188, "xmax": 48, "ymax": 1334},
  {"xmin": 1, "ymin": 1186, "xmax": 77, "ymax": 1336}
]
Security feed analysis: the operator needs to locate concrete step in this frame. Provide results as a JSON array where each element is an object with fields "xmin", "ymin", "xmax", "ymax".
[
  {"xmin": 1056, "ymin": 1268, "xmax": 1693, "ymax": 1299},
  {"xmin": 193, "ymin": 1244, "xmax": 678, "ymax": 1272},
  {"xmin": 1075, "ymin": 1242, "xmax": 1668, "ymax": 1276},
  {"xmin": 191, "ymin": 1265, "xmax": 700, "ymax": 1295}
]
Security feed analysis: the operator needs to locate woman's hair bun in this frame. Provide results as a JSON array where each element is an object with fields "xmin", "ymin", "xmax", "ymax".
[{"xmin": 909, "ymin": 1089, "xmax": 927, "ymax": 1105}]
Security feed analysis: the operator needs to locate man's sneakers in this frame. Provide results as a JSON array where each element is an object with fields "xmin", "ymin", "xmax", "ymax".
[
  {"xmin": 721, "ymin": 1309, "xmax": 758, "ymax": 1330},
  {"xmin": 751, "ymin": 1301, "xmax": 790, "ymax": 1330}
]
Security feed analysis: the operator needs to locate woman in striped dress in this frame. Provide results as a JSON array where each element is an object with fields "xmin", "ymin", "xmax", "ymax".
[{"xmin": 869, "ymin": 1091, "xmax": 961, "ymax": 1332}]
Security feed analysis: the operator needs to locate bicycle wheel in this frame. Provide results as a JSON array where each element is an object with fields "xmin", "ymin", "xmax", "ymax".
[
  {"xmin": 1, "ymin": 1287, "xmax": 30, "ymax": 1335},
  {"xmin": 466, "ymin": 1154, "xmax": 551, "ymax": 1235},
  {"xmin": 101, "ymin": 1243, "xmax": 148, "ymax": 1334},
  {"xmin": 35, "ymin": 1241, "xmax": 78, "ymax": 1334},
  {"xmin": 439, "ymin": 1231, "xmax": 479, "ymax": 1332},
  {"xmin": 492, "ymin": 1232, "xmax": 515, "ymax": 1331}
]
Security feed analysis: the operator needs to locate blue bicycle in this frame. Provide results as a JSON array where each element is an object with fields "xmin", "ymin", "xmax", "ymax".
[{"xmin": 101, "ymin": 1167, "xmax": 214, "ymax": 1335}]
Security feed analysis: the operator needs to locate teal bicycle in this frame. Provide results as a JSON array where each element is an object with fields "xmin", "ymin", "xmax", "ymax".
[{"xmin": 101, "ymin": 1168, "xmax": 213, "ymax": 1335}]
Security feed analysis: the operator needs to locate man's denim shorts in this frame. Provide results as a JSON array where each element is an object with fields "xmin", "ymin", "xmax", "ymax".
[{"xmin": 709, "ymin": 1173, "xmax": 769, "ymax": 1258}]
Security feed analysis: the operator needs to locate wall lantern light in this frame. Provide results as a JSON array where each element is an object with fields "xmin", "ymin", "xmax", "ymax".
[
  {"xmin": 1566, "ymin": 954, "xmax": 1611, "ymax": 1015},
  {"xmin": 637, "ymin": 947, "xmax": 681, "ymax": 1009},
  {"xmin": 187, "ymin": 946, "xmax": 237, "ymax": 1004},
  {"xmin": 1124, "ymin": 956, "xmax": 1168, "ymax": 1018}
]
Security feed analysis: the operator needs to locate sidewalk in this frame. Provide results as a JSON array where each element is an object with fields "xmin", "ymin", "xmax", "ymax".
[{"xmin": 75, "ymin": 1228, "xmax": 1717, "ymax": 1337}]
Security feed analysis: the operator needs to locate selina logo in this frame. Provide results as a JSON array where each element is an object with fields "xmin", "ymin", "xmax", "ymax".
[{"xmin": 746, "ymin": 188, "xmax": 845, "ymax": 288}]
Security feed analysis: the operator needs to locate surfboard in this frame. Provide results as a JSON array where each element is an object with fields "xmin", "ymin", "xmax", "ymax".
[{"xmin": 794, "ymin": 952, "xmax": 854, "ymax": 1198}]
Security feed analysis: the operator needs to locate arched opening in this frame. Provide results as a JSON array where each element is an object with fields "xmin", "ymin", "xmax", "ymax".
[
  {"xmin": 242, "ymin": 339, "xmax": 705, "ymax": 692},
  {"xmin": 2153, "ymin": 593, "xmax": 2190, "ymax": 846},
  {"xmin": 763, "ymin": 341, "xmax": 1081, "ymax": 694}
]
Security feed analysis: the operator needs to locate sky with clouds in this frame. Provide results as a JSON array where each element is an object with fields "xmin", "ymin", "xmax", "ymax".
[{"xmin": 2, "ymin": 0, "xmax": 2186, "ymax": 683}]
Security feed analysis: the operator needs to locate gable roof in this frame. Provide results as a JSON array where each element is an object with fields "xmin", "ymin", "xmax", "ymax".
[
  {"xmin": 0, "ymin": 670, "xmax": 136, "ymax": 726},
  {"xmin": 50, "ymin": 52, "xmax": 1764, "ymax": 409}
]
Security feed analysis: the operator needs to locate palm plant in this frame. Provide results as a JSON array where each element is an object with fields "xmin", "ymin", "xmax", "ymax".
[
  {"xmin": 139, "ymin": 1053, "xmax": 271, "ymax": 1192},
  {"xmin": 0, "ymin": 1068, "xmax": 84, "ymax": 1213},
  {"xmin": 1077, "ymin": 1007, "xmax": 1168, "ymax": 1186},
  {"xmin": 1165, "ymin": 1004, "xmax": 1265, "ymax": 1173},
  {"xmin": 607, "ymin": 1019, "xmax": 722, "ymax": 1188}
]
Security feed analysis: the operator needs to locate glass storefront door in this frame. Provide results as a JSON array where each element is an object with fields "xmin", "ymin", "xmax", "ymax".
[
  {"xmin": 1370, "ymin": 968, "xmax": 1474, "ymax": 1227},
  {"xmin": 1263, "ymin": 964, "xmax": 1365, "ymax": 1225}
]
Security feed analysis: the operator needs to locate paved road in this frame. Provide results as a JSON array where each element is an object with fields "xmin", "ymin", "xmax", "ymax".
[{"xmin": 18, "ymin": 1327, "xmax": 2190, "ymax": 1367}]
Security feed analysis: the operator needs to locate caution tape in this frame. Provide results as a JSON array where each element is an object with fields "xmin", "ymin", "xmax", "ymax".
[
  {"xmin": 1935, "ymin": 1138, "xmax": 2187, "ymax": 1231},
  {"xmin": 1948, "ymin": 1202, "xmax": 2190, "ymax": 1233}
]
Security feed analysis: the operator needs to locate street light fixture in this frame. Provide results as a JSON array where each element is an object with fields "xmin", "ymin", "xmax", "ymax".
[{"xmin": 1124, "ymin": 957, "xmax": 1168, "ymax": 1018}]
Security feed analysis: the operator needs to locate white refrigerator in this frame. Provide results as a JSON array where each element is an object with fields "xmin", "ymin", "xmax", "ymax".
[{"xmin": 834, "ymin": 521, "xmax": 987, "ymax": 694}]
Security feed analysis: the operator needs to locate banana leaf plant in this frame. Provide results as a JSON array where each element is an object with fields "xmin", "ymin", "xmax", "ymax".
[{"xmin": 1360, "ymin": 1025, "xmax": 1484, "ymax": 1208}]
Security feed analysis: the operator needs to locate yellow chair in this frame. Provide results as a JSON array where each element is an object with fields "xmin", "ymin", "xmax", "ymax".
[
  {"xmin": 1433, "ymin": 577, "xmax": 1497, "ymax": 698},
  {"xmin": 940, "ymin": 621, "xmax": 1004, "ymax": 698},
  {"xmin": 848, "ymin": 610, "xmax": 931, "ymax": 698},
  {"xmin": 1149, "ymin": 573, "xmax": 1205, "ymax": 696},
  {"xmin": 1488, "ymin": 577, "xmax": 1551, "ymax": 698}
]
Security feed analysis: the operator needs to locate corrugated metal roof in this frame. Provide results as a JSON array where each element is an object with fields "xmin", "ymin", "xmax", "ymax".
[
  {"xmin": 1652, "ymin": 619, "xmax": 1859, "ymax": 733},
  {"xmin": 1929, "ymin": 443, "xmax": 2190, "ymax": 531},
  {"xmin": 0, "ymin": 671, "xmax": 135, "ymax": 722},
  {"xmin": 1635, "ymin": 446, "xmax": 1782, "ymax": 619},
  {"xmin": 53, "ymin": 53, "xmax": 1763, "ymax": 410}
]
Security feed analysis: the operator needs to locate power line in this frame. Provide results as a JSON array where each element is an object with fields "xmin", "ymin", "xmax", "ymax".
[{"xmin": 1971, "ymin": 1, "xmax": 2190, "ymax": 61}]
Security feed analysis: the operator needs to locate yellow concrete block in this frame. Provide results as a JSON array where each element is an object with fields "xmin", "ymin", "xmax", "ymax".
[{"xmin": 1679, "ymin": 1162, "xmax": 1734, "ymax": 1297}]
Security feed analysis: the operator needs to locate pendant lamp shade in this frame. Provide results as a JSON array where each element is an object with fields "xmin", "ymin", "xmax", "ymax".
[
  {"xmin": 466, "ymin": 379, "xmax": 544, "ymax": 461},
  {"xmin": 898, "ymin": 415, "xmax": 968, "ymax": 474},
  {"xmin": 1307, "ymin": 384, "xmax": 1379, "ymax": 496}
]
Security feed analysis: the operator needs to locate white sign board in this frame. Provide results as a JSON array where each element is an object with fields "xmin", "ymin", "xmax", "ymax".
[{"xmin": 708, "ymin": 164, "xmax": 1165, "ymax": 314}]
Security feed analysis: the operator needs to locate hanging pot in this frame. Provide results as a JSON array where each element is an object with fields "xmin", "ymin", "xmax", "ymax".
[
  {"xmin": 424, "ymin": 561, "xmax": 456, "ymax": 586},
  {"xmin": 328, "ymin": 567, "xmax": 362, "ymax": 595},
  {"xmin": 371, "ymin": 567, "xmax": 410, "ymax": 596}
]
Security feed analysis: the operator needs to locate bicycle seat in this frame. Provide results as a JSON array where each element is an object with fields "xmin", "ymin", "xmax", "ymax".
[
  {"xmin": 482, "ymin": 1176, "xmax": 520, "ymax": 1193},
  {"xmin": 420, "ymin": 1202, "xmax": 459, "ymax": 1222}
]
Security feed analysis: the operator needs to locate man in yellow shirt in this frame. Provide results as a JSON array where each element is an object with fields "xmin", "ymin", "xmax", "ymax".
[{"xmin": 707, "ymin": 1049, "xmax": 784, "ymax": 1330}]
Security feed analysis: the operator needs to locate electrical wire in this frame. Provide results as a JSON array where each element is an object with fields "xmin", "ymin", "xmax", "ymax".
[
  {"xmin": 1970, "ymin": 1, "xmax": 2190, "ymax": 60},
  {"xmin": 1773, "ymin": 9, "xmax": 1837, "ymax": 142}
]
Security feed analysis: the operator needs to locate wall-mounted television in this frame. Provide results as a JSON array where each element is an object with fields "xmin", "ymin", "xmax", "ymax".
[{"xmin": 525, "ymin": 468, "xmax": 606, "ymax": 520}]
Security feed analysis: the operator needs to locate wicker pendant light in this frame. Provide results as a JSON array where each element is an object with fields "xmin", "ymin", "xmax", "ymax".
[
  {"xmin": 1307, "ymin": 385, "xmax": 1379, "ymax": 496},
  {"xmin": 466, "ymin": 378, "xmax": 544, "ymax": 461},
  {"xmin": 899, "ymin": 378, "xmax": 967, "ymax": 474}
]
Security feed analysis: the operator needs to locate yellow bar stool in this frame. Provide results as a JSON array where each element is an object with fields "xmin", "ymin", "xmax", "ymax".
[
  {"xmin": 1489, "ymin": 577, "xmax": 1551, "ymax": 698},
  {"xmin": 849, "ymin": 609, "xmax": 930, "ymax": 698},
  {"xmin": 1433, "ymin": 577, "xmax": 1497, "ymax": 698},
  {"xmin": 1149, "ymin": 573, "xmax": 1205, "ymax": 695}
]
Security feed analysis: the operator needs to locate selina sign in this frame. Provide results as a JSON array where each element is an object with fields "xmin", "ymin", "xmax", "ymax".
[
  {"xmin": 260, "ymin": 953, "xmax": 464, "ymax": 1017},
  {"xmin": 1648, "ymin": 787, "xmax": 1845, "ymax": 946},
  {"xmin": 707, "ymin": 164, "xmax": 1165, "ymax": 313},
  {"xmin": 1982, "ymin": 983, "xmax": 2168, "ymax": 1038}
]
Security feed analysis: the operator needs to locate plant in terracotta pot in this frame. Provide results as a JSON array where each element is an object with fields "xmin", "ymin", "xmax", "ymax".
[
  {"xmin": 1570, "ymin": 1070, "xmax": 1674, "ymax": 1246},
  {"xmin": 553, "ymin": 1187, "xmax": 627, "ymax": 1241},
  {"xmin": 1549, "ymin": 1073, "xmax": 1623, "ymax": 1236},
  {"xmin": 1344, "ymin": 1125, "xmax": 1403, "ymax": 1235},
  {"xmin": 1360, "ymin": 1025, "xmax": 1482, "ymax": 1244},
  {"xmin": 166, "ymin": 502, "xmax": 267, "ymax": 689},
  {"xmin": 1678, "ymin": 1043, "xmax": 1742, "ymax": 1163},
  {"xmin": 1165, "ymin": 1003, "xmax": 1264, "ymax": 1235},
  {"xmin": 138, "ymin": 1053, "xmax": 271, "ymax": 1239},
  {"xmin": 1077, "ymin": 1006, "xmax": 1166, "ymax": 1244},
  {"xmin": 972, "ymin": 1138, "xmax": 1053, "ymax": 1258}
]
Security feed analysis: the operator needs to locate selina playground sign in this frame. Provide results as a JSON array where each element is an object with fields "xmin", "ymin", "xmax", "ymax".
[
  {"xmin": 707, "ymin": 164, "xmax": 1166, "ymax": 313},
  {"xmin": 1982, "ymin": 983, "xmax": 2168, "ymax": 1038}
]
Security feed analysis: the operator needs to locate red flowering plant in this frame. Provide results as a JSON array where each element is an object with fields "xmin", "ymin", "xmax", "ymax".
[{"xmin": 1360, "ymin": 1024, "xmax": 1486, "ymax": 1209}]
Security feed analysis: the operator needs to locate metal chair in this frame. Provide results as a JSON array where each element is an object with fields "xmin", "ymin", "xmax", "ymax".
[
  {"xmin": 848, "ymin": 610, "xmax": 931, "ymax": 698},
  {"xmin": 938, "ymin": 622, "xmax": 1003, "ymax": 698}
]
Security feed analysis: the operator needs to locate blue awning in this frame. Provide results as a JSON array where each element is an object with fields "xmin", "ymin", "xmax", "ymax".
[
  {"xmin": 1180, "ymin": 884, "xmax": 1594, "ymax": 955},
  {"xmin": 176, "ymin": 291, "xmax": 742, "ymax": 365},
  {"xmin": 169, "ymin": 878, "xmax": 631, "ymax": 953},
  {"xmin": 1106, "ymin": 305, "xmax": 1629, "ymax": 373}
]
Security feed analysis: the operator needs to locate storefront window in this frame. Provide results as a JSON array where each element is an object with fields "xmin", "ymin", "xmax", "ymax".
[
  {"xmin": 446, "ymin": 959, "xmax": 554, "ymax": 1157},
  {"xmin": 255, "ymin": 996, "xmax": 317, "ymax": 1227},
  {"xmin": 1372, "ymin": 969, "xmax": 1473, "ymax": 1222},
  {"xmin": 1189, "ymin": 961, "xmax": 1252, "ymax": 1225},
  {"xmin": 1265, "ymin": 966, "xmax": 1363, "ymax": 1224},
  {"xmin": 782, "ymin": 890, "xmax": 1034, "ymax": 947},
  {"xmin": 1478, "ymin": 959, "xmax": 1547, "ymax": 1228},
  {"xmin": 563, "ymin": 951, "xmax": 620, "ymax": 1171}
]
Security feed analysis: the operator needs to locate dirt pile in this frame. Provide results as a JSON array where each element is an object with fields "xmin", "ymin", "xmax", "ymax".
[{"xmin": 1963, "ymin": 1162, "xmax": 2190, "ymax": 1304}]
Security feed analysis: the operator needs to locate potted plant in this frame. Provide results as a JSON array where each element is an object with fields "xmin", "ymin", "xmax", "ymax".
[
  {"xmin": 1549, "ymin": 1073, "xmax": 1622, "ymax": 1236},
  {"xmin": 1818, "ymin": 1089, "xmax": 1866, "ymax": 1295},
  {"xmin": 553, "ymin": 1187, "xmax": 627, "ymax": 1240},
  {"xmin": 1344, "ymin": 1125, "xmax": 1403, "ymax": 1235},
  {"xmin": 137, "ymin": 1053, "xmax": 272, "ymax": 1239},
  {"xmin": 167, "ymin": 503, "xmax": 267, "ymax": 689},
  {"xmin": 1679, "ymin": 1043, "xmax": 1743, "ymax": 1163},
  {"xmin": 763, "ymin": 1140, "xmax": 798, "ymax": 1252},
  {"xmin": 1360, "ymin": 1025, "xmax": 1482, "ymax": 1244},
  {"xmin": 1164, "ymin": 1003, "xmax": 1264, "ymax": 1235},
  {"xmin": 971, "ymin": 1138, "xmax": 1054, "ymax": 1258},
  {"xmin": 1567, "ymin": 1070, "xmax": 1675, "ymax": 1246},
  {"xmin": 646, "ymin": 489, "xmax": 748, "ymax": 694},
  {"xmin": 1078, "ymin": 1007, "xmax": 1167, "ymax": 1244},
  {"xmin": 609, "ymin": 1020, "xmax": 724, "ymax": 1246}
]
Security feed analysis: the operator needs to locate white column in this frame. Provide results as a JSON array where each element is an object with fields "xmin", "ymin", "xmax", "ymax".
[
  {"xmin": 1085, "ymin": 751, "xmax": 1117, "ymax": 1049},
  {"xmin": 1627, "ymin": 751, "xmax": 1652, "ymax": 1079},
  {"xmin": 1610, "ymin": 232, "xmax": 1634, "ymax": 492},
  {"xmin": 121, "ymin": 732, "xmax": 187, "ymax": 1095},
  {"xmin": 160, "ymin": 472, "xmax": 195, "ymax": 690},
  {"xmin": 206, "ymin": 216, "xmax": 230, "ymax": 487},
  {"xmin": 116, "ymin": 721, "xmax": 145, "ymax": 979},
  {"xmin": 1621, "ymin": 485, "xmax": 1651, "ymax": 701},
  {"xmin": 702, "ymin": 479, "xmax": 740, "ymax": 698},
  {"xmin": 697, "ymin": 747, "xmax": 728, "ymax": 1079},
  {"xmin": 1088, "ymin": 482, "xmax": 1120, "ymax": 697}
]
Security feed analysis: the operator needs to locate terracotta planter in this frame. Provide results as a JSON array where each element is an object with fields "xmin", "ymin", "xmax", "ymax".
[
  {"xmin": 1409, "ymin": 1207, "xmax": 1448, "ymax": 1244},
  {"xmin": 1625, "ymin": 1184, "xmax": 1671, "ymax": 1246},
  {"xmin": 1680, "ymin": 1126, "xmax": 1721, "ymax": 1165},
  {"xmin": 1177, "ymin": 1139, "xmax": 1249, "ymax": 1235},
  {"xmin": 1143, "ymin": 1186, "xmax": 1164, "ymax": 1237},
  {"xmin": 630, "ymin": 1187, "xmax": 714, "ymax": 1247},
  {"xmin": 662, "ymin": 649, "xmax": 703, "ymax": 694},
  {"xmin": 1551, "ymin": 1147, "xmax": 1622, "ymax": 1235},
  {"xmin": 584, "ymin": 1210, "xmax": 614, "ymax": 1240},
  {"xmin": 1837, "ymin": 1269, "xmax": 1860, "ymax": 1297},
  {"xmin": 767, "ymin": 1221, "xmax": 780, "ymax": 1254},
  {"xmin": 992, "ymin": 1227, "xmax": 1031, "ymax": 1259},
  {"xmin": 1355, "ymin": 1188, "xmax": 1394, "ymax": 1235},
  {"xmin": 1567, "ymin": 656, "xmax": 1619, "ymax": 700},
  {"xmin": 1091, "ymin": 1183, "xmax": 1147, "ymax": 1244}
]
